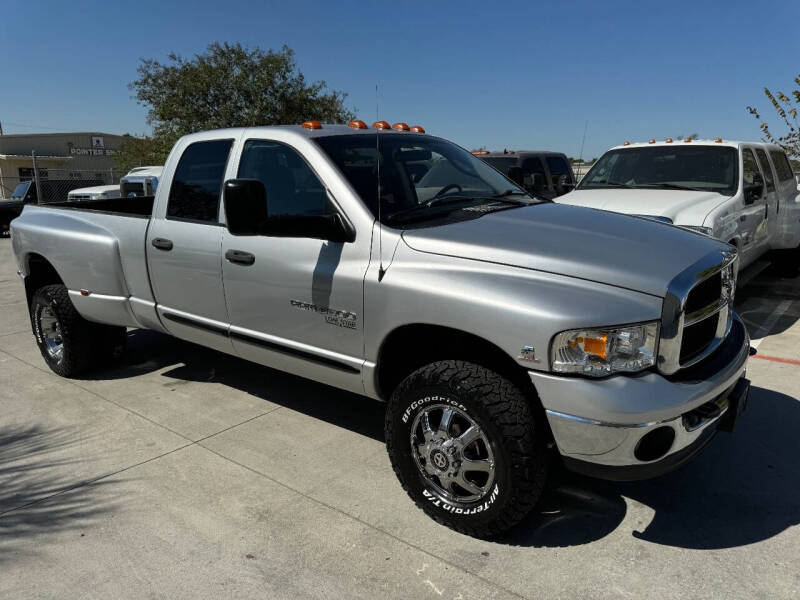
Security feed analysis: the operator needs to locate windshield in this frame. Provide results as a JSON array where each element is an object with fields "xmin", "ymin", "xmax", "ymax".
[
  {"xmin": 579, "ymin": 146, "xmax": 738, "ymax": 195},
  {"xmin": 315, "ymin": 134, "xmax": 533, "ymax": 224},
  {"xmin": 9, "ymin": 181, "xmax": 32, "ymax": 201},
  {"xmin": 481, "ymin": 156, "xmax": 516, "ymax": 175}
]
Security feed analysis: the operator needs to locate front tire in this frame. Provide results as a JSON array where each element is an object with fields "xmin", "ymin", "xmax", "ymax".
[
  {"xmin": 30, "ymin": 284, "xmax": 125, "ymax": 377},
  {"xmin": 385, "ymin": 360, "xmax": 548, "ymax": 537}
]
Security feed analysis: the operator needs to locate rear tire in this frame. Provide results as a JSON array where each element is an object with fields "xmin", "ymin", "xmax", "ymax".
[
  {"xmin": 30, "ymin": 284, "xmax": 126, "ymax": 377},
  {"xmin": 385, "ymin": 360, "xmax": 548, "ymax": 538}
]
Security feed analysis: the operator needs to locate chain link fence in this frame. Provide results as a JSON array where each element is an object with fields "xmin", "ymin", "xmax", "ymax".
[{"xmin": 1, "ymin": 161, "xmax": 125, "ymax": 203}]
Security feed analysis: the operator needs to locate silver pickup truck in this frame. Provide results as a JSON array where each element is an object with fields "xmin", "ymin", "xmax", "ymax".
[{"xmin": 10, "ymin": 122, "xmax": 751, "ymax": 537}]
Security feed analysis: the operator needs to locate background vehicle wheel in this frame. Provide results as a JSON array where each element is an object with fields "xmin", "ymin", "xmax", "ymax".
[
  {"xmin": 30, "ymin": 284, "xmax": 125, "ymax": 377},
  {"xmin": 385, "ymin": 360, "xmax": 548, "ymax": 538}
]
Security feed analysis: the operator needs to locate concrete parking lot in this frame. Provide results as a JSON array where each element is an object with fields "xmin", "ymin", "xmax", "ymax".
[{"xmin": 1, "ymin": 237, "xmax": 798, "ymax": 600}]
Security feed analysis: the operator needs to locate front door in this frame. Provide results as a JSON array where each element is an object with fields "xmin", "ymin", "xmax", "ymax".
[
  {"xmin": 220, "ymin": 138, "xmax": 368, "ymax": 393},
  {"xmin": 739, "ymin": 147, "xmax": 768, "ymax": 266},
  {"xmin": 147, "ymin": 136, "xmax": 236, "ymax": 354}
]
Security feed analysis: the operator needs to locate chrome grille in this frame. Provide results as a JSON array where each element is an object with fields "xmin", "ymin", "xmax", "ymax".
[{"xmin": 657, "ymin": 250, "xmax": 736, "ymax": 375}]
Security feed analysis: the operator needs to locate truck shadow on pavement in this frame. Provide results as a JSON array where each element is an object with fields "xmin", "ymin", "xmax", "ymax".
[
  {"xmin": 0, "ymin": 424, "xmax": 120, "ymax": 564},
  {"xmin": 91, "ymin": 330, "xmax": 799, "ymax": 551},
  {"xmin": 504, "ymin": 384, "xmax": 800, "ymax": 549}
]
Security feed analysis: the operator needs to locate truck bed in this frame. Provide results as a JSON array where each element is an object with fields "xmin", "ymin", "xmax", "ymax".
[{"xmin": 42, "ymin": 195, "xmax": 155, "ymax": 218}]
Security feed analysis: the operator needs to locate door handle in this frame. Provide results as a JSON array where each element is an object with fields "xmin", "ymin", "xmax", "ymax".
[
  {"xmin": 225, "ymin": 249, "xmax": 255, "ymax": 265},
  {"xmin": 151, "ymin": 237, "xmax": 173, "ymax": 251}
]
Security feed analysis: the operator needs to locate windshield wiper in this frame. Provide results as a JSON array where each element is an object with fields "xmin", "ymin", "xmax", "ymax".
[
  {"xmin": 637, "ymin": 183, "xmax": 716, "ymax": 193},
  {"xmin": 385, "ymin": 196, "xmax": 481, "ymax": 223}
]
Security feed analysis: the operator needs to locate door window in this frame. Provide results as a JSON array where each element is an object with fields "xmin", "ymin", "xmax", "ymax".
[
  {"xmin": 238, "ymin": 140, "xmax": 329, "ymax": 216},
  {"xmin": 770, "ymin": 150, "xmax": 794, "ymax": 181},
  {"xmin": 546, "ymin": 156, "xmax": 572, "ymax": 185},
  {"xmin": 754, "ymin": 149, "xmax": 776, "ymax": 192},
  {"xmin": 167, "ymin": 139, "xmax": 233, "ymax": 223},
  {"xmin": 742, "ymin": 149, "xmax": 762, "ymax": 196}
]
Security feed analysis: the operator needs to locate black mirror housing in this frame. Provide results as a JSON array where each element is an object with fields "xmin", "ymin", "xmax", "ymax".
[{"xmin": 224, "ymin": 179, "xmax": 268, "ymax": 236}]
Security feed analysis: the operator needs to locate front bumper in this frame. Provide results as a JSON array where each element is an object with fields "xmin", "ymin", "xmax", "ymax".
[{"xmin": 531, "ymin": 313, "xmax": 750, "ymax": 481}]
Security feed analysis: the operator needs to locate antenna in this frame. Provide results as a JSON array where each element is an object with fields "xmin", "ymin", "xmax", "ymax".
[
  {"xmin": 578, "ymin": 120, "xmax": 588, "ymax": 168},
  {"xmin": 376, "ymin": 84, "xmax": 386, "ymax": 281}
]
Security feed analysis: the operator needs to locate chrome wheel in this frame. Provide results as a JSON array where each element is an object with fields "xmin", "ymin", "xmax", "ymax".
[
  {"xmin": 38, "ymin": 305, "xmax": 64, "ymax": 362},
  {"xmin": 410, "ymin": 404, "xmax": 495, "ymax": 503}
]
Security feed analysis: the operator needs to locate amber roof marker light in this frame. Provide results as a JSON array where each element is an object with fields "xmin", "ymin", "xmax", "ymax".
[
  {"xmin": 715, "ymin": 137, "xmax": 723, "ymax": 143},
  {"xmin": 666, "ymin": 137, "xmax": 673, "ymax": 143},
  {"xmin": 348, "ymin": 120, "xmax": 368, "ymax": 129},
  {"xmin": 392, "ymin": 122, "xmax": 410, "ymax": 131},
  {"xmin": 410, "ymin": 125, "xmax": 425, "ymax": 133},
  {"xmin": 471, "ymin": 150, "xmax": 489, "ymax": 155},
  {"xmin": 372, "ymin": 121, "xmax": 391, "ymax": 130},
  {"xmin": 649, "ymin": 139, "xmax": 656, "ymax": 144},
  {"xmin": 302, "ymin": 120, "xmax": 322, "ymax": 130},
  {"xmin": 623, "ymin": 141, "xmax": 630, "ymax": 146},
  {"xmin": 684, "ymin": 137, "xmax": 693, "ymax": 143}
]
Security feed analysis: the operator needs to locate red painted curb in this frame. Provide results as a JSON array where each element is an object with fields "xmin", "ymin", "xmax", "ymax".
[{"xmin": 752, "ymin": 354, "xmax": 800, "ymax": 367}]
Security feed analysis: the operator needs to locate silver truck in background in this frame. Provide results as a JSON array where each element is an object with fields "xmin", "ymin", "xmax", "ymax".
[
  {"xmin": 67, "ymin": 184, "xmax": 121, "ymax": 202},
  {"xmin": 10, "ymin": 122, "xmax": 751, "ymax": 537}
]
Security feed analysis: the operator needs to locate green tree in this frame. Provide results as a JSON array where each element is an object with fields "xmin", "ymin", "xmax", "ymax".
[
  {"xmin": 747, "ymin": 77, "xmax": 800, "ymax": 158},
  {"xmin": 117, "ymin": 42, "xmax": 354, "ymax": 169},
  {"xmin": 114, "ymin": 134, "xmax": 173, "ymax": 173}
]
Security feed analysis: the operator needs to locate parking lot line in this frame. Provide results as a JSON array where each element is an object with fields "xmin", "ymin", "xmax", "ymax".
[{"xmin": 749, "ymin": 299, "xmax": 794, "ymax": 349}]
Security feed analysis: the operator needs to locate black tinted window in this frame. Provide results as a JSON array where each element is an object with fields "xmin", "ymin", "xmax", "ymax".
[
  {"xmin": 238, "ymin": 140, "xmax": 328, "ymax": 217},
  {"xmin": 546, "ymin": 156, "xmax": 572, "ymax": 184},
  {"xmin": 755, "ymin": 149, "xmax": 776, "ymax": 192},
  {"xmin": 770, "ymin": 150, "xmax": 794, "ymax": 181},
  {"xmin": 167, "ymin": 140, "xmax": 233, "ymax": 222},
  {"xmin": 482, "ymin": 157, "xmax": 516, "ymax": 175}
]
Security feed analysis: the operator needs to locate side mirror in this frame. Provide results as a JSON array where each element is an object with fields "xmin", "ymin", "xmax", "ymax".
[
  {"xmin": 507, "ymin": 166, "xmax": 524, "ymax": 186},
  {"xmin": 744, "ymin": 172, "xmax": 764, "ymax": 205},
  {"xmin": 555, "ymin": 173, "xmax": 575, "ymax": 195},
  {"xmin": 223, "ymin": 179, "xmax": 268, "ymax": 235}
]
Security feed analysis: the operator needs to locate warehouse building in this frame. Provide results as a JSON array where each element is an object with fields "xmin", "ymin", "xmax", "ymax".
[{"xmin": 0, "ymin": 131, "xmax": 126, "ymax": 199}]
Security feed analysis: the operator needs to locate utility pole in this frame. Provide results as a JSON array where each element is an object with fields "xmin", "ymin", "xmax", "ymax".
[{"xmin": 32, "ymin": 151, "xmax": 43, "ymax": 204}]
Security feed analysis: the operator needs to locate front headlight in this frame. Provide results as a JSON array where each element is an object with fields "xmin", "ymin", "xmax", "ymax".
[{"xmin": 551, "ymin": 322, "xmax": 659, "ymax": 377}]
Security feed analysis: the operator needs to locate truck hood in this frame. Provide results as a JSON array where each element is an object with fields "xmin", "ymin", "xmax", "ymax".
[
  {"xmin": 400, "ymin": 203, "xmax": 729, "ymax": 297},
  {"xmin": 558, "ymin": 188, "xmax": 731, "ymax": 226}
]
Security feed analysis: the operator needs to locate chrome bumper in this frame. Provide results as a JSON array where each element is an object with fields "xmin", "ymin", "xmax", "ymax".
[{"xmin": 531, "ymin": 313, "xmax": 750, "ymax": 479}]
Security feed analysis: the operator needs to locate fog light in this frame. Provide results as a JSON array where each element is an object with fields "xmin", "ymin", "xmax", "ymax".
[{"xmin": 634, "ymin": 427, "xmax": 675, "ymax": 462}]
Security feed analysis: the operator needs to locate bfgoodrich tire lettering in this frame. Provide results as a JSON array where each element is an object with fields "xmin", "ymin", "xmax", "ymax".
[{"xmin": 385, "ymin": 360, "xmax": 548, "ymax": 537}]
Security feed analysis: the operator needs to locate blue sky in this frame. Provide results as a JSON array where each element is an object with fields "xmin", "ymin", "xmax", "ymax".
[{"xmin": 1, "ymin": 0, "xmax": 797, "ymax": 158}]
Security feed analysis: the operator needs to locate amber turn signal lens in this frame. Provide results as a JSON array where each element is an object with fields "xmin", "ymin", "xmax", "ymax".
[
  {"xmin": 302, "ymin": 120, "xmax": 322, "ymax": 130},
  {"xmin": 373, "ymin": 121, "xmax": 391, "ymax": 130},
  {"xmin": 410, "ymin": 125, "xmax": 425, "ymax": 133},
  {"xmin": 392, "ymin": 122, "xmax": 410, "ymax": 131},
  {"xmin": 583, "ymin": 335, "xmax": 608, "ymax": 359},
  {"xmin": 348, "ymin": 120, "xmax": 368, "ymax": 129}
]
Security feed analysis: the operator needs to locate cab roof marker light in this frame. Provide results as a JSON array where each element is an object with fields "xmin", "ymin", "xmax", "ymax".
[
  {"xmin": 715, "ymin": 137, "xmax": 723, "ymax": 143},
  {"xmin": 372, "ymin": 121, "xmax": 391, "ymax": 130},
  {"xmin": 666, "ymin": 138, "xmax": 673, "ymax": 143},
  {"xmin": 623, "ymin": 141, "xmax": 630, "ymax": 146},
  {"xmin": 410, "ymin": 125, "xmax": 425, "ymax": 133},
  {"xmin": 348, "ymin": 120, "xmax": 368, "ymax": 129},
  {"xmin": 649, "ymin": 139, "xmax": 656, "ymax": 144},
  {"xmin": 392, "ymin": 122, "xmax": 410, "ymax": 131},
  {"xmin": 684, "ymin": 137, "xmax": 692, "ymax": 142},
  {"xmin": 471, "ymin": 150, "xmax": 489, "ymax": 155},
  {"xmin": 301, "ymin": 120, "xmax": 322, "ymax": 130}
]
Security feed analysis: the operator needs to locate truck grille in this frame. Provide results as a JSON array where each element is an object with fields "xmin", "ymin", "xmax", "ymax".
[
  {"xmin": 658, "ymin": 250, "xmax": 736, "ymax": 375},
  {"xmin": 120, "ymin": 181, "xmax": 146, "ymax": 197}
]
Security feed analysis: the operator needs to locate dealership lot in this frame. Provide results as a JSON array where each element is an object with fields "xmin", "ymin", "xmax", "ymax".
[{"xmin": 0, "ymin": 237, "xmax": 798, "ymax": 599}]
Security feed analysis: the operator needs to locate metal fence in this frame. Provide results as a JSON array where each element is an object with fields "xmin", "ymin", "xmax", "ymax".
[
  {"xmin": 573, "ymin": 163, "xmax": 594, "ymax": 183},
  {"xmin": 1, "ymin": 164, "xmax": 125, "ymax": 203}
]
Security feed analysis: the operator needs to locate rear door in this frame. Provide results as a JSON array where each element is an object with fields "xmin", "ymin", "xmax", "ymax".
[
  {"xmin": 768, "ymin": 147, "xmax": 800, "ymax": 249},
  {"xmin": 147, "ymin": 135, "xmax": 236, "ymax": 353}
]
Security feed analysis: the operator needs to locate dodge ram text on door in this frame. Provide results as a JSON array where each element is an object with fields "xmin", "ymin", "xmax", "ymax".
[{"xmin": 10, "ymin": 121, "xmax": 751, "ymax": 537}]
